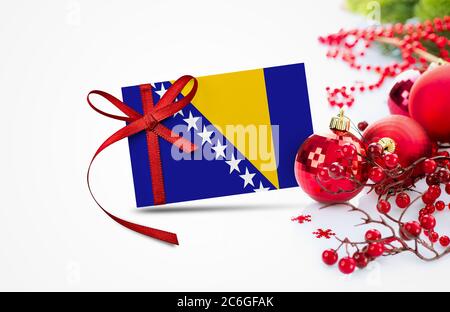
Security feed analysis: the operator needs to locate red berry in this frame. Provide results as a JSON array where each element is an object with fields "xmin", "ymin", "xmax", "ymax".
[
  {"xmin": 377, "ymin": 199, "xmax": 391, "ymax": 214},
  {"xmin": 429, "ymin": 231, "xmax": 439, "ymax": 243},
  {"xmin": 437, "ymin": 168, "xmax": 450, "ymax": 183},
  {"xmin": 367, "ymin": 143, "xmax": 383, "ymax": 158},
  {"xmin": 317, "ymin": 167, "xmax": 331, "ymax": 182},
  {"xmin": 375, "ymin": 185, "xmax": 386, "ymax": 195},
  {"xmin": 395, "ymin": 192, "xmax": 410, "ymax": 209},
  {"xmin": 422, "ymin": 192, "xmax": 436, "ymax": 205},
  {"xmin": 428, "ymin": 185, "xmax": 441, "ymax": 199},
  {"xmin": 334, "ymin": 148, "xmax": 345, "ymax": 161},
  {"xmin": 423, "ymin": 159, "xmax": 437, "ymax": 174},
  {"xmin": 439, "ymin": 235, "xmax": 450, "ymax": 247},
  {"xmin": 420, "ymin": 214, "xmax": 436, "ymax": 230},
  {"xmin": 342, "ymin": 143, "xmax": 356, "ymax": 159},
  {"xmin": 357, "ymin": 121, "xmax": 368, "ymax": 131},
  {"xmin": 322, "ymin": 249, "xmax": 338, "ymax": 265},
  {"xmin": 368, "ymin": 167, "xmax": 385, "ymax": 183},
  {"xmin": 329, "ymin": 162, "xmax": 344, "ymax": 179},
  {"xmin": 338, "ymin": 257, "xmax": 356, "ymax": 274},
  {"xmin": 446, "ymin": 183, "xmax": 450, "ymax": 195},
  {"xmin": 426, "ymin": 173, "xmax": 440, "ymax": 186},
  {"xmin": 366, "ymin": 242, "xmax": 384, "ymax": 258},
  {"xmin": 353, "ymin": 252, "xmax": 369, "ymax": 268},
  {"xmin": 419, "ymin": 208, "xmax": 428, "ymax": 217},
  {"xmin": 383, "ymin": 153, "xmax": 399, "ymax": 169},
  {"xmin": 435, "ymin": 200, "xmax": 446, "ymax": 211},
  {"xmin": 399, "ymin": 229, "xmax": 410, "ymax": 241},
  {"xmin": 425, "ymin": 204, "xmax": 436, "ymax": 214},
  {"xmin": 365, "ymin": 229, "xmax": 381, "ymax": 242},
  {"xmin": 401, "ymin": 221, "xmax": 422, "ymax": 239}
]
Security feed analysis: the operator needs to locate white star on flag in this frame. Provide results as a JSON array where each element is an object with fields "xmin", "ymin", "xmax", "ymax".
[
  {"xmin": 154, "ymin": 84, "xmax": 184, "ymax": 117},
  {"xmin": 225, "ymin": 154, "xmax": 241, "ymax": 174},
  {"xmin": 253, "ymin": 182, "xmax": 270, "ymax": 192},
  {"xmin": 239, "ymin": 168, "xmax": 255, "ymax": 188},
  {"xmin": 197, "ymin": 126, "xmax": 214, "ymax": 146},
  {"xmin": 211, "ymin": 140, "xmax": 227, "ymax": 159},
  {"xmin": 173, "ymin": 108, "xmax": 184, "ymax": 117},
  {"xmin": 183, "ymin": 111, "xmax": 200, "ymax": 131},
  {"xmin": 154, "ymin": 84, "xmax": 168, "ymax": 98}
]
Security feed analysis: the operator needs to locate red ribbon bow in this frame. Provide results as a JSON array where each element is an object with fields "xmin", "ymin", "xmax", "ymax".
[{"xmin": 87, "ymin": 75, "xmax": 198, "ymax": 245}]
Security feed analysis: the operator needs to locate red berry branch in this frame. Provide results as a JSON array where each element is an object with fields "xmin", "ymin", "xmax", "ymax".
[
  {"xmin": 321, "ymin": 200, "xmax": 450, "ymax": 275},
  {"xmin": 314, "ymin": 124, "xmax": 450, "ymax": 274},
  {"xmin": 319, "ymin": 17, "xmax": 450, "ymax": 107}
]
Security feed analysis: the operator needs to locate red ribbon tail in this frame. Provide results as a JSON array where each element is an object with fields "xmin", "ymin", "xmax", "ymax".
[
  {"xmin": 102, "ymin": 207, "xmax": 179, "ymax": 245},
  {"xmin": 88, "ymin": 153, "xmax": 179, "ymax": 245}
]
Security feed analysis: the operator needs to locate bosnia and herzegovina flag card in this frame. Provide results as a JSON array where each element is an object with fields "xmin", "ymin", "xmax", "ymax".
[{"xmin": 122, "ymin": 63, "xmax": 313, "ymax": 207}]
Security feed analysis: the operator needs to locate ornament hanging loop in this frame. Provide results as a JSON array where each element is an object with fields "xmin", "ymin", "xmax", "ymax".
[
  {"xmin": 378, "ymin": 137, "xmax": 396, "ymax": 153},
  {"xmin": 329, "ymin": 108, "xmax": 350, "ymax": 131}
]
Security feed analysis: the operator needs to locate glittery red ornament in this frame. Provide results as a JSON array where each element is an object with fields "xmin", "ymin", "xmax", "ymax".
[
  {"xmin": 295, "ymin": 110, "xmax": 368, "ymax": 203},
  {"xmin": 387, "ymin": 69, "xmax": 421, "ymax": 116},
  {"xmin": 409, "ymin": 64, "xmax": 450, "ymax": 142},
  {"xmin": 363, "ymin": 115, "xmax": 432, "ymax": 167}
]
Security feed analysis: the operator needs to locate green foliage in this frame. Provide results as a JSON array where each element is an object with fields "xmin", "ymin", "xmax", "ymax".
[
  {"xmin": 345, "ymin": 0, "xmax": 450, "ymax": 57},
  {"xmin": 346, "ymin": 0, "xmax": 371, "ymax": 15},
  {"xmin": 346, "ymin": 0, "xmax": 450, "ymax": 23},
  {"xmin": 346, "ymin": 0, "xmax": 419, "ymax": 23},
  {"xmin": 415, "ymin": 0, "xmax": 450, "ymax": 21}
]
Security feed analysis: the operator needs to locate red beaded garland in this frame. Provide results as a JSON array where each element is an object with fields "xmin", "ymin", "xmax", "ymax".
[{"xmin": 319, "ymin": 18, "xmax": 450, "ymax": 108}]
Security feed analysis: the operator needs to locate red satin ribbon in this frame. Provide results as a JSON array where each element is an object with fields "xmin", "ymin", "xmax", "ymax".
[{"xmin": 87, "ymin": 75, "xmax": 198, "ymax": 245}]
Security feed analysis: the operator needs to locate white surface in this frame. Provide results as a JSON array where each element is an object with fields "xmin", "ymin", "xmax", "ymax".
[{"xmin": 0, "ymin": 0, "xmax": 448, "ymax": 291}]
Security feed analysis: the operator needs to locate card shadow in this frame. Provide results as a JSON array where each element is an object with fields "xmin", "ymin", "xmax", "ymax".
[{"xmin": 134, "ymin": 201, "xmax": 298, "ymax": 214}]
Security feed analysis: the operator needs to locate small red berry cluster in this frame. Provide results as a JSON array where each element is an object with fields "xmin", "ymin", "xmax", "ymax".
[
  {"xmin": 319, "ymin": 17, "xmax": 450, "ymax": 107},
  {"xmin": 369, "ymin": 151, "xmax": 450, "ymax": 247},
  {"xmin": 316, "ymin": 142, "xmax": 360, "ymax": 186},
  {"xmin": 322, "ymin": 229, "xmax": 386, "ymax": 274}
]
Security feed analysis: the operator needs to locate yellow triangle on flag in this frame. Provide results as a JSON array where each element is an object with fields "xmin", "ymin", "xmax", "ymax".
[{"xmin": 177, "ymin": 69, "xmax": 279, "ymax": 189}]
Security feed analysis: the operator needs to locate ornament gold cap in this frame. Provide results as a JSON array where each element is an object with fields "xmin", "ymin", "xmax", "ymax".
[
  {"xmin": 329, "ymin": 108, "xmax": 350, "ymax": 131},
  {"xmin": 378, "ymin": 137, "xmax": 396, "ymax": 153}
]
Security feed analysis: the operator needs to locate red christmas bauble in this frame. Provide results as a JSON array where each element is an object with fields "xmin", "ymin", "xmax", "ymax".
[
  {"xmin": 409, "ymin": 64, "xmax": 450, "ymax": 142},
  {"xmin": 387, "ymin": 69, "xmax": 421, "ymax": 116},
  {"xmin": 295, "ymin": 128, "xmax": 368, "ymax": 203},
  {"xmin": 363, "ymin": 115, "xmax": 432, "ymax": 167}
]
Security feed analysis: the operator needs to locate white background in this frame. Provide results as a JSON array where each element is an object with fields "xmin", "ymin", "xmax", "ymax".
[{"xmin": 1, "ymin": 0, "xmax": 449, "ymax": 291}]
